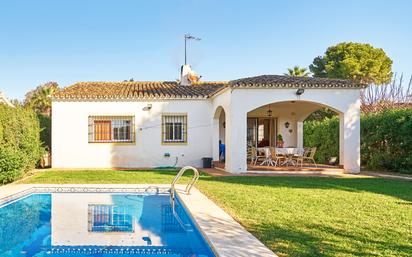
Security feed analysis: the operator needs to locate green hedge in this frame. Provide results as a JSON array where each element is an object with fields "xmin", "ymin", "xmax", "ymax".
[
  {"xmin": 361, "ymin": 109, "xmax": 412, "ymax": 173},
  {"xmin": 303, "ymin": 116, "xmax": 339, "ymax": 164},
  {"xmin": 0, "ymin": 105, "xmax": 44, "ymax": 184},
  {"xmin": 37, "ymin": 114, "xmax": 51, "ymax": 151},
  {"xmin": 303, "ymin": 109, "xmax": 412, "ymax": 173}
]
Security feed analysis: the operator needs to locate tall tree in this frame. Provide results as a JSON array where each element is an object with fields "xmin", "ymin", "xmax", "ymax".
[
  {"xmin": 309, "ymin": 42, "xmax": 393, "ymax": 85},
  {"xmin": 24, "ymin": 82, "xmax": 59, "ymax": 116},
  {"xmin": 284, "ymin": 66, "xmax": 310, "ymax": 77}
]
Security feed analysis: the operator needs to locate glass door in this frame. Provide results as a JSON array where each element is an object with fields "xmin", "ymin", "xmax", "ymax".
[
  {"xmin": 247, "ymin": 117, "xmax": 277, "ymax": 148},
  {"xmin": 247, "ymin": 118, "xmax": 258, "ymax": 148}
]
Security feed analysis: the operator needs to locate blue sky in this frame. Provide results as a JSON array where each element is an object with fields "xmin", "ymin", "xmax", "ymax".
[{"xmin": 1, "ymin": 0, "xmax": 411, "ymax": 99}]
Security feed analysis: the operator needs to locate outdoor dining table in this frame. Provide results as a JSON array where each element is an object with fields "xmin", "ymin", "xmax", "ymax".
[
  {"xmin": 276, "ymin": 147, "xmax": 304, "ymax": 166},
  {"xmin": 256, "ymin": 147, "xmax": 304, "ymax": 166}
]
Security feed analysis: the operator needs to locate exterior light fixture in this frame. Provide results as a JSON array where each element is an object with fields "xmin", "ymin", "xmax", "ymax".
[
  {"xmin": 296, "ymin": 88, "xmax": 305, "ymax": 95},
  {"xmin": 285, "ymin": 121, "xmax": 290, "ymax": 128},
  {"xmin": 142, "ymin": 104, "xmax": 152, "ymax": 111},
  {"xmin": 267, "ymin": 105, "xmax": 272, "ymax": 117}
]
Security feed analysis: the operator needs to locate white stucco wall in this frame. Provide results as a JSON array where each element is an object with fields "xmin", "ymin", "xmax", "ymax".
[
  {"xmin": 53, "ymin": 86, "xmax": 361, "ymax": 173},
  {"xmin": 52, "ymin": 100, "xmax": 214, "ymax": 168}
]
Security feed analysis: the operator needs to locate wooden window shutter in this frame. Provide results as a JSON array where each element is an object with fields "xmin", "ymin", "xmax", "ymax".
[{"xmin": 94, "ymin": 120, "xmax": 112, "ymax": 141}]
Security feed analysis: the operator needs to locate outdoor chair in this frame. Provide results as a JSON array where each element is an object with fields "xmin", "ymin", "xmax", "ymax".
[
  {"xmin": 270, "ymin": 147, "xmax": 285, "ymax": 167},
  {"xmin": 250, "ymin": 147, "xmax": 265, "ymax": 166},
  {"xmin": 296, "ymin": 147, "xmax": 317, "ymax": 167}
]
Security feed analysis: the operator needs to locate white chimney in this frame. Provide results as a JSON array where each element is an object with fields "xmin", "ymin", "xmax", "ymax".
[
  {"xmin": 180, "ymin": 64, "xmax": 192, "ymax": 86},
  {"xmin": 180, "ymin": 64, "xmax": 200, "ymax": 86}
]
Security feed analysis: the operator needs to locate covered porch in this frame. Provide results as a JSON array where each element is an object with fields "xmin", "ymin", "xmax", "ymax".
[
  {"xmin": 212, "ymin": 82, "xmax": 361, "ymax": 174},
  {"xmin": 215, "ymin": 101, "xmax": 343, "ymax": 172}
]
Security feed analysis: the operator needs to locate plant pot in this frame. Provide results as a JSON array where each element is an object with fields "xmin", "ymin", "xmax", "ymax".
[{"xmin": 40, "ymin": 152, "xmax": 51, "ymax": 168}]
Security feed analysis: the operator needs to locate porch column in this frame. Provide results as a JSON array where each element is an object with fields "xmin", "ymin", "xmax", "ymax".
[
  {"xmin": 225, "ymin": 110, "xmax": 247, "ymax": 173},
  {"xmin": 339, "ymin": 114, "xmax": 344, "ymax": 166},
  {"xmin": 296, "ymin": 121, "xmax": 304, "ymax": 148},
  {"xmin": 341, "ymin": 103, "xmax": 361, "ymax": 173}
]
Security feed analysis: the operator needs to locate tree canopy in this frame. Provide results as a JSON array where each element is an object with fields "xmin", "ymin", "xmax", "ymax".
[
  {"xmin": 24, "ymin": 82, "xmax": 59, "ymax": 116},
  {"xmin": 284, "ymin": 66, "xmax": 310, "ymax": 77},
  {"xmin": 309, "ymin": 42, "xmax": 393, "ymax": 85}
]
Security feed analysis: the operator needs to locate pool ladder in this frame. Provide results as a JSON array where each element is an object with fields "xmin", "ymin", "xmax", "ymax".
[{"xmin": 170, "ymin": 166, "xmax": 200, "ymax": 231}]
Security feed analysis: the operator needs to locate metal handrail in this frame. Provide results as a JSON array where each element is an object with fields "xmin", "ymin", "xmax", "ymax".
[
  {"xmin": 171, "ymin": 166, "xmax": 200, "ymax": 195},
  {"xmin": 170, "ymin": 166, "xmax": 200, "ymax": 231}
]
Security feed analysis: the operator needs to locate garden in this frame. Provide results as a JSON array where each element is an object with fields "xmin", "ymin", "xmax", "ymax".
[{"xmin": 19, "ymin": 169, "xmax": 412, "ymax": 257}]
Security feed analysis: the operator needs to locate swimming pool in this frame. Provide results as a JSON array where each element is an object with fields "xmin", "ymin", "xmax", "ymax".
[{"xmin": 0, "ymin": 189, "xmax": 216, "ymax": 257}]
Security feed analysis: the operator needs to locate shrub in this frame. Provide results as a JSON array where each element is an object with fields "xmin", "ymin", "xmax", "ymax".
[
  {"xmin": 303, "ymin": 117, "xmax": 339, "ymax": 164},
  {"xmin": 304, "ymin": 108, "xmax": 412, "ymax": 173},
  {"xmin": 361, "ymin": 109, "xmax": 412, "ymax": 173},
  {"xmin": 0, "ymin": 105, "xmax": 44, "ymax": 184},
  {"xmin": 37, "ymin": 114, "xmax": 51, "ymax": 151}
]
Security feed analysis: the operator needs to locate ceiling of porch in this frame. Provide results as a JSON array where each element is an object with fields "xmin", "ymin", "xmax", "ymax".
[{"xmin": 247, "ymin": 101, "xmax": 326, "ymax": 120}]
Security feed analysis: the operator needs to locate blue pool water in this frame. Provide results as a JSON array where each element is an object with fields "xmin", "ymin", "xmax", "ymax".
[{"xmin": 0, "ymin": 192, "xmax": 215, "ymax": 257}]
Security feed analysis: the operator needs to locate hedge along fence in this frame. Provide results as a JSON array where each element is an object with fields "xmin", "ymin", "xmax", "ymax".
[
  {"xmin": 361, "ymin": 109, "xmax": 412, "ymax": 173},
  {"xmin": 0, "ymin": 105, "xmax": 44, "ymax": 184},
  {"xmin": 303, "ymin": 108, "xmax": 412, "ymax": 173}
]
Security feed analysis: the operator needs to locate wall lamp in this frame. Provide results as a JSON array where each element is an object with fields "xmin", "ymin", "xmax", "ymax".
[
  {"xmin": 296, "ymin": 88, "xmax": 305, "ymax": 96},
  {"xmin": 284, "ymin": 121, "xmax": 290, "ymax": 128},
  {"xmin": 142, "ymin": 104, "xmax": 152, "ymax": 111}
]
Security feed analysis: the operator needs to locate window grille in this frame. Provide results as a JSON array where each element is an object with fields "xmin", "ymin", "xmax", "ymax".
[
  {"xmin": 88, "ymin": 204, "xmax": 134, "ymax": 232},
  {"xmin": 88, "ymin": 116, "xmax": 135, "ymax": 143},
  {"xmin": 162, "ymin": 114, "xmax": 187, "ymax": 144}
]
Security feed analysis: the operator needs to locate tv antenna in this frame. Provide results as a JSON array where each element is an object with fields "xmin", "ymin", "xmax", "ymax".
[{"xmin": 184, "ymin": 34, "xmax": 201, "ymax": 65}]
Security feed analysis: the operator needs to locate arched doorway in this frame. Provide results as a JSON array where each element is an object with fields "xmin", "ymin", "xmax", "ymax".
[{"xmin": 212, "ymin": 106, "xmax": 227, "ymax": 169}]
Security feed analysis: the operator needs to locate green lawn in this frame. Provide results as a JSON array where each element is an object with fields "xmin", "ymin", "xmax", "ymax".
[{"xmin": 20, "ymin": 169, "xmax": 412, "ymax": 257}]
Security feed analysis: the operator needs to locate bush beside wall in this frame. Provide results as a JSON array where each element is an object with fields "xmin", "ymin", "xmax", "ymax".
[
  {"xmin": 303, "ymin": 109, "xmax": 412, "ymax": 173},
  {"xmin": 0, "ymin": 105, "xmax": 44, "ymax": 184},
  {"xmin": 37, "ymin": 114, "xmax": 51, "ymax": 151}
]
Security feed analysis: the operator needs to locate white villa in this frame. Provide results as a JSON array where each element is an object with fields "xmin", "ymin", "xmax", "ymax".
[{"xmin": 52, "ymin": 65, "xmax": 365, "ymax": 173}]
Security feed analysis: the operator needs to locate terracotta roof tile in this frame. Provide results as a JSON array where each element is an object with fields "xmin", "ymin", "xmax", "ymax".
[
  {"xmin": 53, "ymin": 81, "xmax": 228, "ymax": 100},
  {"xmin": 53, "ymin": 75, "xmax": 365, "ymax": 100},
  {"xmin": 230, "ymin": 75, "xmax": 366, "ymax": 89}
]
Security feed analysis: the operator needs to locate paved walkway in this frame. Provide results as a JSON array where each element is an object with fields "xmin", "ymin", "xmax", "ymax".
[
  {"xmin": 202, "ymin": 168, "xmax": 361, "ymax": 178},
  {"xmin": 361, "ymin": 171, "xmax": 412, "ymax": 181},
  {"xmin": 203, "ymin": 168, "xmax": 412, "ymax": 181}
]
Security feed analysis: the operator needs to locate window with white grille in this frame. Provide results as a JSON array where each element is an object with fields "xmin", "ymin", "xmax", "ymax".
[
  {"xmin": 162, "ymin": 114, "xmax": 187, "ymax": 144},
  {"xmin": 88, "ymin": 116, "xmax": 135, "ymax": 143}
]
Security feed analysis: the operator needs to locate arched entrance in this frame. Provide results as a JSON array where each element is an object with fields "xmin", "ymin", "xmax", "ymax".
[{"xmin": 212, "ymin": 106, "xmax": 227, "ymax": 169}]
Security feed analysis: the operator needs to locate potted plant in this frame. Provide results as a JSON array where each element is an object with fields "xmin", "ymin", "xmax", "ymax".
[{"xmin": 276, "ymin": 134, "xmax": 284, "ymax": 148}]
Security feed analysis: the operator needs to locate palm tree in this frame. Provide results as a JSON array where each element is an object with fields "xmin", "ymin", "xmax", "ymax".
[
  {"xmin": 26, "ymin": 82, "xmax": 59, "ymax": 117},
  {"xmin": 284, "ymin": 66, "xmax": 310, "ymax": 77},
  {"xmin": 33, "ymin": 86, "xmax": 58, "ymax": 116}
]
